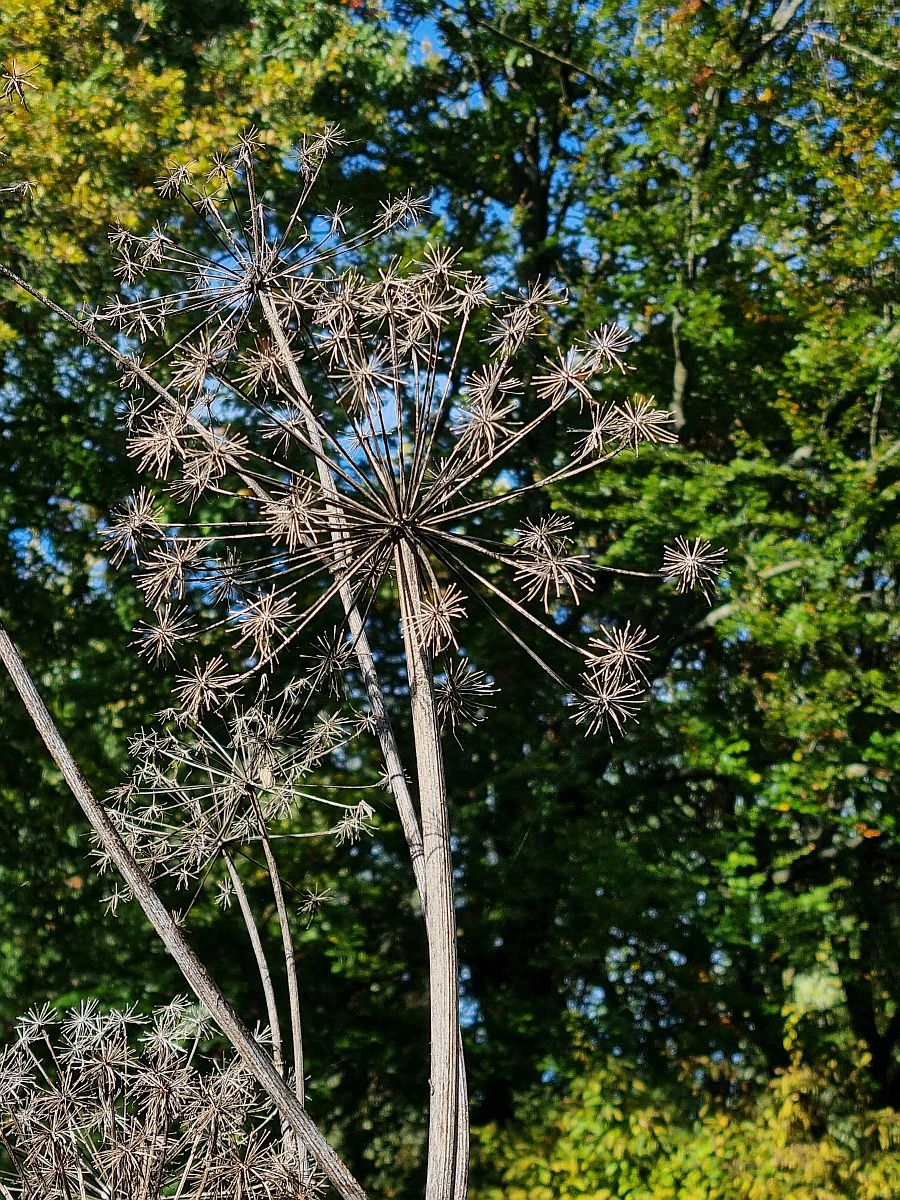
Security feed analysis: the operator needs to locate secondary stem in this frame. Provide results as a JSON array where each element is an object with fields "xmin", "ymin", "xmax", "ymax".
[
  {"xmin": 258, "ymin": 826, "xmax": 305, "ymax": 1103},
  {"xmin": 224, "ymin": 850, "xmax": 285, "ymax": 1077}
]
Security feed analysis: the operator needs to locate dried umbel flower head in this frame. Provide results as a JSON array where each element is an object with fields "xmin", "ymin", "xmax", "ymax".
[
  {"xmin": 1, "ymin": 60, "xmax": 38, "ymax": 109},
  {"xmin": 96, "ymin": 683, "xmax": 378, "ymax": 906},
  {"xmin": 585, "ymin": 622, "xmax": 657, "ymax": 685},
  {"xmin": 661, "ymin": 536, "xmax": 727, "ymax": 602},
  {"xmin": 434, "ymin": 658, "xmax": 497, "ymax": 731},
  {"xmin": 98, "ymin": 126, "xmax": 723, "ymax": 739},
  {"xmin": 0, "ymin": 999, "xmax": 325, "ymax": 1199}
]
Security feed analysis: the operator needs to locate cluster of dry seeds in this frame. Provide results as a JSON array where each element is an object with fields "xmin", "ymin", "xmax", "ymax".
[
  {"xmin": 97, "ymin": 126, "xmax": 724, "ymax": 742},
  {"xmin": 0, "ymin": 999, "xmax": 323, "ymax": 1199}
]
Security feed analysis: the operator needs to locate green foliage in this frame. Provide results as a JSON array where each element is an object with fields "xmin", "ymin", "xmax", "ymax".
[{"xmin": 472, "ymin": 1054, "xmax": 900, "ymax": 1199}]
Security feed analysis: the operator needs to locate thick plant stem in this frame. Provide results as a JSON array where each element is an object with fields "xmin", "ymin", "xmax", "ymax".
[
  {"xmin": 395, "ymin": 542, "xmax": 464, "ymax": 1200},
  {"xmin": 454, "ymin": 1053, "xmax": 469, "ymax": 1199},
  {"xmin": 0, "ymin": 621, "xmax": 367, "ymax": 1200},
  {"xmin": 261, "ymin": 294, "xmax": 469, "ymax": 1195}
]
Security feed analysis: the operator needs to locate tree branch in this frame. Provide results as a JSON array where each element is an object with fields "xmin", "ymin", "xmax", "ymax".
[
  {"xmin": 809, "ymin": 27, "xmax": 900, "ymax": 72},
  {"xmin": 443, "ymin": 0, "xmax": 612, "ymax": 91}
]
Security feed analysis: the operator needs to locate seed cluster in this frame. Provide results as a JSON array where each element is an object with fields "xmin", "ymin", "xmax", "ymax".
[
  {"xmin": 0, "ymin": 1000, "xmax": 324, "ymax": 1199},
  {"xmin": 96, "ymin": 126, "xmax": 723, "ymax": 741}
]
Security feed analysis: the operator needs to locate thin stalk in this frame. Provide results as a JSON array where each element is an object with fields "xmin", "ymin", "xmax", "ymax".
[
  {"xmin": 239, "ymin": 803, "xmax": 310, "ymax": 1184},
  {"xmin": 223, "ymin": 851, "xmax": 285, "ymax": 1076},
  {"xmin": 256, "ymin": 816, "xmax": 306, "ymax": 1104},
  {"xmin": 0, "ymin": 620, "xmax": 367, "ymax": 1200}
]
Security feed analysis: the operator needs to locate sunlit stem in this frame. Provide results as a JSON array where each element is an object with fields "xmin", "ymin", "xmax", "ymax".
[
  {"xmin": 223, "ymin": 851, "xmax": 285, "ymax": 1077},
  {"xmin": 395, "ymin": 539, "xmax": 466, "ymax": 1200},
  {"xmin": 256, "ymin": 820, "xmax": 305, "ymax": 1104}
]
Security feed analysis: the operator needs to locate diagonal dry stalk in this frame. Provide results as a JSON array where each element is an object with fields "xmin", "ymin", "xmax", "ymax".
[{"xmin": 0, "ymin": 619, "xmax": 368, "ymax": 1200}]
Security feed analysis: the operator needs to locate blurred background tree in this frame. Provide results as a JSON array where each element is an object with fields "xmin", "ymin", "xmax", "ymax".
[{"xmin": 1, "ymin": 1, "xmax": 896, "ymax": 1196}]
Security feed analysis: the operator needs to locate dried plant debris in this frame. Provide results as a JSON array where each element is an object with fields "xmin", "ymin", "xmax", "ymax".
[{"xmin": 0, "ymin": 999, "xmax": 326, "ymax": 1199}]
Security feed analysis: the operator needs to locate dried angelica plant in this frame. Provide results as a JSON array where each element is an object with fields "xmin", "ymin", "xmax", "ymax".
[
  {"xmin": 0, "ymin": 998, "xmax": 325, "ymax": 1200},
  {"xmin": 0, "ymin": 623, "xmax": 367, "ymax": 1200},
  {"xmin": 89, "ymin": 126, "xmax": 722, "ymax": 1198},
  {"xmin": 0, "ymin": 86, "xmax": 369, "ymax": 1200},
  {"xmin": 99, "ymin": 685, "xmax": 376, "ymax": 1097},
  {"xmin": 0, "ymin": 104, "xmax": 726, "ymax": 1200}
]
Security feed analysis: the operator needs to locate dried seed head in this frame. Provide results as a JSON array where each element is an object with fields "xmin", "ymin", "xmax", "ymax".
[
  {"xmin": 609, "ymin": 395, "xmax": 678, "ymax": 452},
  {"xmin": 435, "ymin": 658, "xmax": 497, "ymax": 729},
  {"xmin": 133, "ymin": 605, "xmax": 195, "ymax": 663},
  {"xmin": 410, "ymin": 584, "xmax": 467, "ymax": 653},
  {"xmin": 514, "ymin": 518, "xmax": 593, "ymax": 611},
  {"xmin": 572, "ymin": 671, "xmax": 646, "ymax": 738},
  {"xmin": 104, "ymin": 488, "xmax": 164, "ymax": 565},
  {"xmin": 585, "ymin": 622, "xmax": 657, "ymax": 684},
  {"xmin": 585, "ymin": 323, "xmax": 636, "ymax": 374},
  {"xmin": 1, "ymin": 60, "xmax": 38, "ymax": 108},
  {"xmin": 173, "ymin": 656, "xmax": 238, "ymax": 718},
  {"xmin": 98, "ymin": 127, "xmax": 719, "ymax": 741},
  {"xmin": 661, "ymin": 537, "xmax": 727, "ymax": 601},
  {"xmin": 1, "ymin": 1000, "xmax": 324, "ymax": 1199}
]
